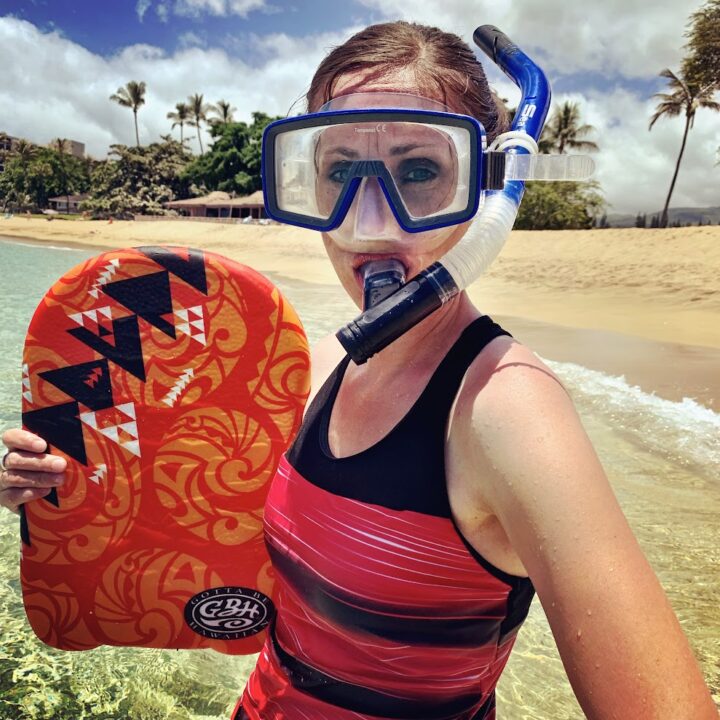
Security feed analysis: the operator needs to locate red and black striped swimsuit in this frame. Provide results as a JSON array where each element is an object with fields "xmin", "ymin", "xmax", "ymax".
[{"xmin": 237, "ymin": 316, "xmax": 534, "ymax": 720}]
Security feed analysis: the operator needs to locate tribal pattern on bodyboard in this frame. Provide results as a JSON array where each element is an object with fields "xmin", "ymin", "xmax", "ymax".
[{"xmin": 20, "ymin": 246, "xmax": 310, "ymax": 655}]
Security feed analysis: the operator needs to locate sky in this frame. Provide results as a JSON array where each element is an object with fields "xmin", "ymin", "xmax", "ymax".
[{"xmin": 0, "ymin": 0, "xmax": 717, "ymax": 215}]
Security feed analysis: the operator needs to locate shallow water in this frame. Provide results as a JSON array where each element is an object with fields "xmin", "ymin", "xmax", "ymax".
[{"xmin": 0, "ymin": 238, "xmax": 717, "ymax": 717}]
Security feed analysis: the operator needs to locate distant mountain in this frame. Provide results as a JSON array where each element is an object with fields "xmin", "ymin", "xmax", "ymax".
[{"xmin": 607, "ymin": 206, "xmax": 720, "ymax": 227}]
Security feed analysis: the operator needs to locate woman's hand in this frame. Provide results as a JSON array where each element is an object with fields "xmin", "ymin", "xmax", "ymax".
[{"xmin": 0, "ymin": 429, "xmax": 66, "ymax": 514}]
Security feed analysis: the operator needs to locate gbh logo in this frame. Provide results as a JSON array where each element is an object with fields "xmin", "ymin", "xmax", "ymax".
[{"xmin": 185, "ymin": 586, "xmax": 274, "ymax": 640}]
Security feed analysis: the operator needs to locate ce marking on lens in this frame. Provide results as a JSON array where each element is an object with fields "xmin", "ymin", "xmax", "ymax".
[{"xmin": 354, "ymin": 123, "xmax": 388, "ymax": 134}]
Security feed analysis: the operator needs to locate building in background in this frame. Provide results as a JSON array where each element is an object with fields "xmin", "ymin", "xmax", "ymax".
[
  {"xmin": 47, "ymin": 193, "xmax": 90, "ymax": 213},
  {"xmin": 0, "ymin": 132, "xmax": 21, "ymax": 172},
  {"xmin": 63, "ymin": 140, "xmax": 85, "ymax": 158},
  {"xmin": 1, "ymin": 134, "xmax": 86, "ymax": 172},
  {"xmin": 165, "ymin": 190, "xmax": 267, "ymax": 220}
]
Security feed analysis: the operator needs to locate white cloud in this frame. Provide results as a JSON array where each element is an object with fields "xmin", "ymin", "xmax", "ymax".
[
  {"xmin": 0, "ymin": 13, "xmax": 717, "ymax": 215},
  {"xmin": 156, "ymin": 2, "xmax": 170, "ymax": 22},
  {"xmin": 546, "ymin": 87, "xmax": 720, "ymax": 214},
  {"xmin": 177, "ymin": 30, "xmax": 206, "ymax": 49},
  {"xmin": 173, "ymin": 0, "xmax": 268, "ymax": 17},
  {"xmin": 136, "ymin": 0, "xmax": 152, "ymax": 22},
  {"xmin": 355, "ymin": 0, "xmax": 706, "ymax": 79}
]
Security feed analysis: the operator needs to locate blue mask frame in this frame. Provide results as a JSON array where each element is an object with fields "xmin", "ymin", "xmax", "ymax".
[{"xmin": 262, "ymin": 108, "xmax": 485, "ymax": 233}]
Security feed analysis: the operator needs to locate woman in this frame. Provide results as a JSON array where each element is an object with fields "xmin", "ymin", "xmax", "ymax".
[{"xmin": 1, "ymin": 21, "xmax": 717, "ymax": 720}]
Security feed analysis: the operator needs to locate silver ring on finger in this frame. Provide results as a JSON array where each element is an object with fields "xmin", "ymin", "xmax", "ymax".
[{"xmin": 0, "ymin": 451, "xmax": 9, "ymax": 472}]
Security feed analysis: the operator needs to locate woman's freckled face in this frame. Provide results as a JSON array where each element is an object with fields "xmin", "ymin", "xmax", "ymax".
[{"xmin": 318, "ymin": 70, "xmax": 472, "ymax": 308}]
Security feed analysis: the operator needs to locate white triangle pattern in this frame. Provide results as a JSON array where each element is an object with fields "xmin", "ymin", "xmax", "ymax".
[
  {"xmin": 116, "ymin": 402, "xmax": 136, "ymax": 420},
  {"xmin": 89, "ymin": 259, "xmax": 120, "ymax": 299},
  {"xmin": 89, "ymin": 464, "xmax": 107, "ymax": 485},
  {"xmin": 78, "ymin": 403, "xmax": 141, "ymax": 457},
  {"xmin": 174, "ymin": 305, "xmax": 206, "ymax": 346},
  {"xmin": 161, "ymin": 367, "xmax": 195, "ymax": 407},
  {"xmin": 79, "ymin": 410, "xmax": 98, "ymax": 429},
  {"xmin": 68, "ymin": 306, "xmax": 115, "ymax": 333},
  {"xmin": 22, "ymin": 363, "xmax": 32, "ymax": 404}
]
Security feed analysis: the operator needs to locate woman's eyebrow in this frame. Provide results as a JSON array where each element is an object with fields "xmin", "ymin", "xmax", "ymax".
[
  {"xmin": 322, "ymin": 146, "xmax": 361, "ymax": 158},
  {"xmin": 389, "ymin": 142, "xmax": 434, "ymax": 155}
]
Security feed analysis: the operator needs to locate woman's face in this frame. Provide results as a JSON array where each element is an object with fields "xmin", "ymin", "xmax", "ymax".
[{"xmin": 318, "ymin": 69, "xmax": 471, "ymax": 309}]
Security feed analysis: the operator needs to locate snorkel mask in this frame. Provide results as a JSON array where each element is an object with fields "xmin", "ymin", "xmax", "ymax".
[{"xmin": 261, "ymin": 25, "xmax": 594, "ymax": 363}]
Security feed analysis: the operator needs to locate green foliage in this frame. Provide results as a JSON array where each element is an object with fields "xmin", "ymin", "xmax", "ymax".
[
  {"xmin": 0, "ymin": 513, "xmax": 253, "ymax": 719},
  {"xmin": 183, "ymin": 112, "xmax": 279, "ymax": 195},
  {"xmin": 0, "ymin": 147, "xmax": 91, "ymax": 211},
  {"xmin": 538, "ymin": 102, "xmax": 599, "ymax": 154},
  {"xmin": 514, "ymin": 181, "xmax": 605, "ymax": 230},
  {"xmin": 683, "ymin": 0, "xmax": 720, "ymax": 91},
  {"xmin": 83, "ymin": 140, "xmax": 194, "ymax": 216}
]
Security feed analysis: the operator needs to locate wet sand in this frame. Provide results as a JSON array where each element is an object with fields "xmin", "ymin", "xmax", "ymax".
[{"xmin": 2, "ymin": 218, "xmax": 718, "ymax": 410}]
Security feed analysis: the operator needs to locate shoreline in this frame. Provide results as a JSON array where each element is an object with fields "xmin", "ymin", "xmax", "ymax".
[
  {"xmin": 495, "ymin": 313, "xmax": 719, "ymax": 410},
  {"xmin": 2, "ymin": 222, "xmax": 718, "ymax": 410}
]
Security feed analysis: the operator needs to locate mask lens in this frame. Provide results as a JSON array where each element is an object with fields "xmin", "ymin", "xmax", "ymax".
[{"xmin": 314, "ymin": 120, "xmax": 470, "ymax": 221}]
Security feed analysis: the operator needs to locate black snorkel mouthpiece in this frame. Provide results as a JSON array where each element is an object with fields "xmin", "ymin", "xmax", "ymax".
[
  {"xmin": 361, "ymin": 259, "xmax": 406, "ymax": 310},
  {"xmin": 338, "ymin": 262, "xmax": 459, "ymax": 364}
]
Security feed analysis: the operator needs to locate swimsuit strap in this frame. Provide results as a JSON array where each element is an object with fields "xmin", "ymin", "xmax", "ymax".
[{"xmin": 288, "ymin": 315, "xmax": 512, "ymax": 518}]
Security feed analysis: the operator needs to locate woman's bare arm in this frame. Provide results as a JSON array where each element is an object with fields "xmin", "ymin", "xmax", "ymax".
[{"xmin": 453, "ymin": 345, "xmax": 717, "ymax": 720}]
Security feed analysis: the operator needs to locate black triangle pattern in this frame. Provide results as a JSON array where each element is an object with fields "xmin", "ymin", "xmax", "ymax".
[
  {"xmin": 39, "ymin": 359, "xmax": 113, "ymax": 411},
  {"xmin": 19, "ymin": 472, "xmax": 59, "ymax": 548},
  {"xmin": 68, "ymin": 315, "xmax": 146, "ymax": 381},
  {"xmin": 102, "ymin": 272, "xmax": 176, "ymax": 339},
  {"xmin": 23, "ymin": 401, "xmax": 87, "ymax": 466},
  {"xmin": 138, "ymin": 246, "xmax": 208, "ymax": 295}
]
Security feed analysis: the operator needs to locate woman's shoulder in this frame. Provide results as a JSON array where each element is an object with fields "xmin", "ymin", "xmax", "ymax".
[
  {"xmin": 448, "ymin": 334, "xmax": 577, "ymax": 476},
  {"xmin": 459, "ymin": 333, "xmax": 568, "ymax": 412}
]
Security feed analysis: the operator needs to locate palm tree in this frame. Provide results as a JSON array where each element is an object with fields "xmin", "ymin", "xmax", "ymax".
[
  {"xmin": 51, "ymin": 138, "xmax": 71, "ymax": 213},
  {"xmin": 539, "ymin": 101, "xmax": 599, "ymax": 154},
  {"xmin": 167, "ymin": 102, "xmax": 190, "ymax": 143},
  {"xmin": 2, "ymin": 138, "xmax": 35, "ymax": 208},
  {"xmin": 209, "ymin": 99, "xmax": 237, "ymax": 127},
  {"xmin": 14, "ymin": 138, "xmax": 36, "ymax": 163},
  {"xmin": 649, "ymin": 69, "xmax": 720, "ymax": 227},
  {"xmin": 187, "ymin": 93, "xmax": 211, "ymax": 155},
  {"xmin": 110, "ymin": 80, "xmax": 147, "ymax": 147}
]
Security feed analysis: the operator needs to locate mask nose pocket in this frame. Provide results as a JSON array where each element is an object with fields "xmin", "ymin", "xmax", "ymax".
[{"xmin": 353, "ymin": 177, "xmax": 396, "ymax": 238}]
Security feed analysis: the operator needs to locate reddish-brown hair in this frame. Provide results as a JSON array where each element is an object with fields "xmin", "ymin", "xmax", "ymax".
[{"xmin": 306, "ymin": 21, "xmax": 508, "ymax": 142}]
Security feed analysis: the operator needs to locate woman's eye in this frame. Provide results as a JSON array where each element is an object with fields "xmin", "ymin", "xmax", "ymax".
[
  {"xmin": 403, "ymin": 166, "xmax": 436, "ymax": 183},
  {"xmin": 327, "ymin": 162, "xmax": 351, "ymax": 184},
  {"xmin": 398, "ymin": 159, "xmax": 439, "ymax": 184}
]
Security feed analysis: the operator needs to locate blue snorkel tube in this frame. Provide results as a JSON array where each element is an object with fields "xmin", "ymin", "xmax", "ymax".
[{"xmin": 336, "ymin": 25, "xmax": 552, "ymax": 364}]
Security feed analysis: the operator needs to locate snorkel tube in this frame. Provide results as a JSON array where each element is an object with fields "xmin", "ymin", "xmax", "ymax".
[{"xmin": 336, "ymin": 25, "xmax": 551, "ymax": 364}]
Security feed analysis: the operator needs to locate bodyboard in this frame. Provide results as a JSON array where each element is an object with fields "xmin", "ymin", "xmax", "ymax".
[{"xmin": 19, "ymin": 245, "xmax": 310, "ymax": 654}]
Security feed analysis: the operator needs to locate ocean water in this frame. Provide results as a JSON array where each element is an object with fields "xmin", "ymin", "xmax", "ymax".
[{"xmin": 0, "ymin": 238, "xmax": 717, "ymax": 717}]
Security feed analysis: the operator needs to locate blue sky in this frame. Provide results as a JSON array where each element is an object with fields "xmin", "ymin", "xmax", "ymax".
[
  {"xmin": 2, "ymin": 0, "xmax": 377, "ymax": 59},
  {"xmin": 0, "ymin": 0, "xmax": 716, "ymax": 214}
]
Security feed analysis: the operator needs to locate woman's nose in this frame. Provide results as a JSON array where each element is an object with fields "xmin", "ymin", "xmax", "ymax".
[{"xmin": 352, "ymin": 177, "xmax": 398, "ymax": 239}]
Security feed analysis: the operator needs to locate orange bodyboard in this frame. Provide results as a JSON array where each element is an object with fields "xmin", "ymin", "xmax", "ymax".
[{"xmin": 20, "ymin": 246, "xmax": 310, "ymax": 654}]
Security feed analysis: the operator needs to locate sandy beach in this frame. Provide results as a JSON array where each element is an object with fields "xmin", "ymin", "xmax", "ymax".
[{"xmin": 2, "ymin": 217, "xmax": 719, "ymax": 408}]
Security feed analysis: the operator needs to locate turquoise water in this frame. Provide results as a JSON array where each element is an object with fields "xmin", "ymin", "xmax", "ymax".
[{"xmin": 0, "ymin": 238, "xmax": 717, "ymax": 717}]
